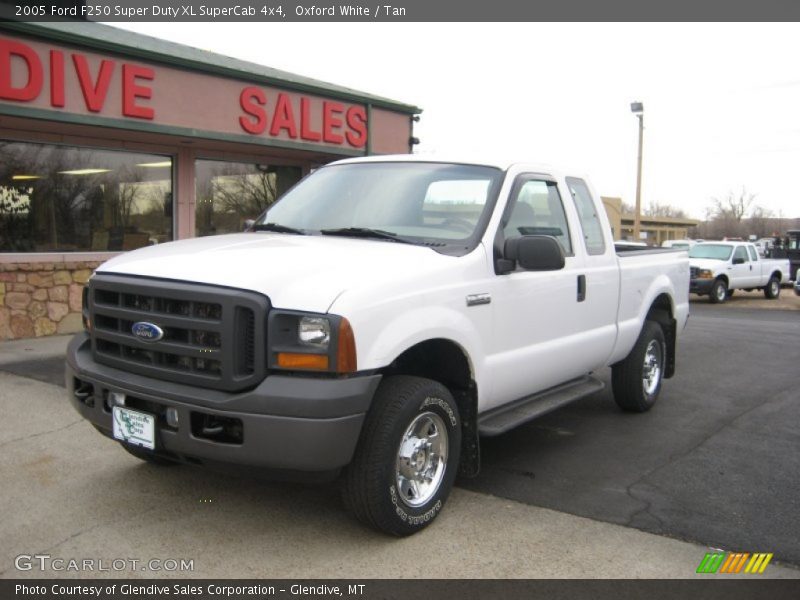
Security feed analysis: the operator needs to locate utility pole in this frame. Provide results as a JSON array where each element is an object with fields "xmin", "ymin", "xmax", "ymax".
[{"xmin": 631, "ymin": 102, "xmax": 644, "ymax": 241}]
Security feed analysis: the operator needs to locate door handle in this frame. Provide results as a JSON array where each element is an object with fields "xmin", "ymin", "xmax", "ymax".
[{"xmin": 577, "ymin": 274, "xmax": 586, "ymax": 302}]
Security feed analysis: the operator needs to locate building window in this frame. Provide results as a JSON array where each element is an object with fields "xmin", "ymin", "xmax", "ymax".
[
  {"xmin": 0, "ymin": 141, "xmax": 172, "ymax": 253},
  {"xmin": 195, "ymin": 160, "xmax": 302, "ymax": 236}
]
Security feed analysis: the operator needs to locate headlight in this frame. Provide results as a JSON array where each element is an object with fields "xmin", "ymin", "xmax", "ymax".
[
  {"xmin": 298, "ymin": 317, "xmax": 330, "ymax": 348},
  {"xmin": 697, "ymin": 269, "xmax": 714, "ymax": 279},
  {"xmin": 268, "ymin": 311, "xmax": 356, "ymax": 374}
]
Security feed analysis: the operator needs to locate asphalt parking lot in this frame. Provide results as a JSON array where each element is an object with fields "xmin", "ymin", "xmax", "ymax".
[
  {"xmin": 465, "ymin": 300, "xmax": 800, "ymax": 566},
  {"xmin": 0, "ymin": 299, "xmax": 798, "ymax": 578}
]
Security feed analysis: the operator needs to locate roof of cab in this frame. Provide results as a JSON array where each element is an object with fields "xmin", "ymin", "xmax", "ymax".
[{"xmin": 329, "ymin": 154, "xmax": 579, "ymax": 177}]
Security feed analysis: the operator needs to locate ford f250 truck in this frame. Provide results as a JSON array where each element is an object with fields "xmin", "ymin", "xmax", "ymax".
[
  {"xmin": 688, "ymin": 241, "xmax": 789, "ymax": 303},
  {"xmin": 67, "ymin": 156, "xmax": 689, "ymax": 535}
]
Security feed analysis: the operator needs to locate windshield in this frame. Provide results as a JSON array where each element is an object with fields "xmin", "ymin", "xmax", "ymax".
[
  {"xmin": 256, "ymin": 162, "xmax": 503, "ymax": 253},
  {"xmin": 689, "ymin": 244, "xmax": 734, "ymax": 260}
]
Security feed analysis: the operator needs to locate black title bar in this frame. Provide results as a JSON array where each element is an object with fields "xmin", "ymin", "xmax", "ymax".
[
  {"xmin": 2, "ymin": 0, "xmax": 800, "ymax": 22},
  {"xmin": 4, "ymin": 579, "xmax": 800, "ymax": 600}
]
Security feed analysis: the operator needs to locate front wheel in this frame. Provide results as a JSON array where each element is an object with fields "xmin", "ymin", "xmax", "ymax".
[
  {"xmin": 764, "ymin": 276, "xmax": 781, "ymax": 299},
  {"xmin": 342, "ymin": 375, "xmax": 461, "ymax": 536},
  {"xmin": 612, "ymin": 321, "xmax": 666, "ymax": 413},
  {"xmin": 709, "ymin": 279, "xmax": 728, "ymax": 304}
]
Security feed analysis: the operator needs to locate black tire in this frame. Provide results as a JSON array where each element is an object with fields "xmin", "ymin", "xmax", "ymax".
[
  {"xmin": 612, "ymin": 321, "xmax": 666, "ymax": 413},
  {"xmin": 709, "ymin": 279, "xmax": 728, "ymax": 304},
  {"xmin": 342, "ymin": 375, "xmax": 461, "ymax": 536},
  {"xmin": 120, "ymin": 443, "xmax": 177, "ymax": 466},
  {"xmin": 726, "ymin": 289, "xmax": 735, "ymax": 299},
  {"xmin": 764, "ymin": 276, "xmax": 781, "ymax": 299}
]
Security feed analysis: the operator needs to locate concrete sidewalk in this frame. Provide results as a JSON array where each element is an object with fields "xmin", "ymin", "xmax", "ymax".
[
  {"xmin": 0, "ymin": 335, "xmax": 797, "ymax": 579},
  {"xmin": 0, "ymin": 333, "xmax": 72, "ymax": 365}
]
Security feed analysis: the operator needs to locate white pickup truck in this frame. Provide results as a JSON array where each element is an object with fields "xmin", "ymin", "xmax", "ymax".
[
  {"xmin": 688, "ymin": 241, "xmax": 790, "ymax": 303},
  {"xmin": 67, "ymin": 156, "xmax": 689, "ymax": 535}
]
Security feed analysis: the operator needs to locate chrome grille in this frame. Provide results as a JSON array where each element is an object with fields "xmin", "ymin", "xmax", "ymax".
[
  {"xmin": 690, "ymin": 267, "xmax": 699, "ymax": 279},
  {"xmin": 89, "ymin": 274, "xmax": 268, "ymax": 392}
]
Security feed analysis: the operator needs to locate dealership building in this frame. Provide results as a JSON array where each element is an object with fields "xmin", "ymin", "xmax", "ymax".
[{"xmin": 0, "ymin": 22, "xmax": 419, "ymax": 340}]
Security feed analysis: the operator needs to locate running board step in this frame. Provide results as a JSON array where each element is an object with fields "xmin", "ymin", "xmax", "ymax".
[{"xmin": 478, "ymin": 375, "xmax": 605, "ymax": 437}]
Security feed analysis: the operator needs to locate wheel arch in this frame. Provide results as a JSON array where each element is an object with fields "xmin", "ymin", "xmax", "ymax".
[
  {"xmin": 645, "ymin": 293, "xmax": 677, "ymax": 379},
  {"xmin": 379, "ymin": 338, "xmax": 480, "ymax": 478}
]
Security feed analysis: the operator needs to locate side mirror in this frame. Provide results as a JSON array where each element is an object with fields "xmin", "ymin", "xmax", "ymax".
[
  {"xmin": 502, "ymin": 235, "xmax": 565, "ymax": 272},
  {"xmin": 732, "ymin": 257, "xmax": 745, "ymax": 265},
  {"xmin": 243, "ymin": 219, "xmax": 256, "ymax": 232}
]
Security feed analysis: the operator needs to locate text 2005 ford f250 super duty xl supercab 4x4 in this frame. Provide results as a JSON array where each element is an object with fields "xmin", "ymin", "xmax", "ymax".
[{"xmin": 67, "ymin": 156, "xmax": 689, "ymax": 535}]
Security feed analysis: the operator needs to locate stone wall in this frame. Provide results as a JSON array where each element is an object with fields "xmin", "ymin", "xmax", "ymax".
[{"xmin": 0, "ymin": 261, "xmax": 102, "ymax": 340}]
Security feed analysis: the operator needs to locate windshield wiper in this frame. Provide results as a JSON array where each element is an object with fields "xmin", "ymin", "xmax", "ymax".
[
  {"xmin": 320, "ymin": 227, "xmax": 415, "ymax": 244},
  {"xmin": 251, "ymin": 222, "xmax": 307, "ymax": 235}
]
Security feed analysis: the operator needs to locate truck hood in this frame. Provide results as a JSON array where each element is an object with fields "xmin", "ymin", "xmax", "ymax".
[
  {"xmin": 97, "ymin": 233, "xmax": 456, "ymax": 313},
  {"xmin": 689, "ymin": 258, "xmax": 727, "ymax": 272}
]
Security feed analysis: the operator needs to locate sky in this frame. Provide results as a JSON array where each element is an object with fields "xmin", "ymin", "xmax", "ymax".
[{"xmin": 113, "ymin": 22, "xmax": 800, "ymax": 220}]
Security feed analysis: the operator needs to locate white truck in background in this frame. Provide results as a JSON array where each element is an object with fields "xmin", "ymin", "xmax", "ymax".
[
  {"xmin": 689, "ymin": 241, "xmax": 790, "ymax": 303},
  {"xmin": 67, "ymin": 156, "xmax": 689, "ymax": 535}
]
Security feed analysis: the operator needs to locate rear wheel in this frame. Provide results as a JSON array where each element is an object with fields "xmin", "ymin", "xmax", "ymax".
[
  {"xmin": 342, "ymin": 375, "xmax": 461, "ymax": 536},
  {"xmin": 764, "ymin": 276, "xmax": 781, "ymax": 299},
  {"xmin": 709, "ymin": 279, "xmax": 728, "ymax": 304},
  {"xmin": 612, "ymin": 321, "xmax": 666, "ymax": 413}
]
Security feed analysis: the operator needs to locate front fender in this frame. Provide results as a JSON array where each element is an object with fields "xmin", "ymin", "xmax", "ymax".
[
  {"xmin": 366, "ymin": 305, "xmax": 482, "ymax": 369},
  {"xmin": 346, "ymin": 304, "xmax": 487, "ymax": 393}
]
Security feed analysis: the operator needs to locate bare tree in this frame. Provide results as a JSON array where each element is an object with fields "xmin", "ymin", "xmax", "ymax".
[
  {"xmin": 710, "ymin": 188, "xmax": 756, "ymax": 222},
  {"xmin": 700, "ymin": 188, "xmax": 757, "ymax": 239},
  {"xmin": 644, "ymin": 199, "xmax": 688, "ymax": 219},
  {"xmin": 747, "ymin": 204, "xmax": 774, "ymax": 239}
]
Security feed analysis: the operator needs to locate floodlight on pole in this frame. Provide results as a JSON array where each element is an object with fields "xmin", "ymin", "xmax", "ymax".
[{"xmin": 631, "ymin": 102, "xmax": 644, "ymax": 241}]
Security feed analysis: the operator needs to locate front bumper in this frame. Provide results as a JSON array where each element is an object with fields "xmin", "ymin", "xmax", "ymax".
[
  {"xmin": 66, "ymin": 333, "xmax": 380, "ymax": 472},
  {"xmin": 690, "ymin": 278, "xmax": 715, "ymax": 295}
]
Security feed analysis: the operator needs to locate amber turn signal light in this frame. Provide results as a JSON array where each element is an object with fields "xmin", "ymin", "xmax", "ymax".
[
  {"xmin": 336, "ymin": 317, "xmax": 357, "ymax": 374},
  {"xmin": 276, "ymin": 352, "xmax": 329, "ymax": 371}
]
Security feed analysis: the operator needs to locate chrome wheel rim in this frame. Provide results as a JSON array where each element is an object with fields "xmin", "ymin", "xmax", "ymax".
[
  {"xmin": 642, "ymin": 340, "xmax": 663, "ymax": 397},
  {"xmin": 395, "ymin": 411, "xmax": 448, "ymax": 508},
  {"xmin": 715, "ymin": 284, "xmax": 726, "ymax": 302},
  {"xmin": 770, "ymin": 280, "xmax": 779, "ymax": 295}
]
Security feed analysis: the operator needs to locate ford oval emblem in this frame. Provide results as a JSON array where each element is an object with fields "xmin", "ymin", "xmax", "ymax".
[{"xmin": 131, "ymin": 321, "xmax": 164, "ymax": 342}]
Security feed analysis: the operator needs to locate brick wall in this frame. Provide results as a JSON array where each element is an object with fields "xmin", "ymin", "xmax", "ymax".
[{"xmin": 0, "ymin": 261, "xmax": 102, "ymax": 340}]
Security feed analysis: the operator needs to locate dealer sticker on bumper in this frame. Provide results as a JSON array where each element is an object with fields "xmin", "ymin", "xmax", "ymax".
[{"xmin": 112, "ymin": 406, "xmax": 156, "ymax": 450}]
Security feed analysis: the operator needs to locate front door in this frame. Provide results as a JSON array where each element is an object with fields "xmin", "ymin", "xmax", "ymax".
[{"xmin": 486, "ymin": 175, "xmax": 590, "ymax": 411}]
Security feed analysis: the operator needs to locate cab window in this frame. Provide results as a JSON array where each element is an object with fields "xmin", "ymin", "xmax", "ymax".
[
  {"xmin": 566, "ymin": 177, "xmax": 606, "ymax": 255},
  {"xmin": 502, "ymin": 179, "xmax": 572, "ymax": 255},
  {"xmin": 748, "ymin": 246, "xmax": 758, "ymax": 261},
  {"xmin": 733, "ymin": 246, "xmax": 748, "ymax": 263}
]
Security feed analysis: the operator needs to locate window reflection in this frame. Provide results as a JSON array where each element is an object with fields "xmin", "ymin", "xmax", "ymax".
[
  {"xmin": 0, "ymin": 141, "xmax": 173, "ymax": 252},
  {"xmin": 195, "ymin": 160, "xmax": 302, "ymax": 236}
]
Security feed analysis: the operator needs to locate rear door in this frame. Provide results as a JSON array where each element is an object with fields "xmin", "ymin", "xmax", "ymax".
[
  {"xmin": 746, "ymin": 245, "xmax": 765, "ymax": 285},
  {"xmin": 564, "ymin": 177, "xmax": 620, "ymax": 367}
]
